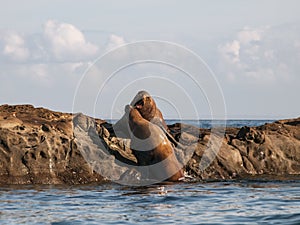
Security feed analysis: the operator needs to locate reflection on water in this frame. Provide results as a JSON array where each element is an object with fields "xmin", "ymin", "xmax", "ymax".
[{"xmin": 1, "ymin": 179, "xmax": 300, "ymax": 224}]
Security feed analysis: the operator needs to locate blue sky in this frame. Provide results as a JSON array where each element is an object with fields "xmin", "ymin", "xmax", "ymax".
[{"xmin": 0, "ymin": 0, "xmax": 299, "ymax": 119}]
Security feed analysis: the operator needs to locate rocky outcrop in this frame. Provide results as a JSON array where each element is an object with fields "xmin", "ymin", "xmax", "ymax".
[
  {"xmin": 184, "ymin": 121, "xmax": 300, "ymax": 180},
  {"xmin": 0, "ymin": 104, "xmax": 299, "ymax": 184},
  {"xmin": 0, "ymin": 105, "xmax": 104, "ymax": 184}
]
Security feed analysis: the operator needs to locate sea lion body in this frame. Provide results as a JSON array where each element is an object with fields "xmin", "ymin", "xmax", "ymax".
[{"xmin": 126, "ymin": 105, "xmax": 183, "ymax": 182}]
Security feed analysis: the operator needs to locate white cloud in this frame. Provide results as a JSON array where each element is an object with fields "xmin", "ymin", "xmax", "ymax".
[
  {"xmin": 105, "ymin": 34, "xmax": 126, "ymax": 51},
  {"xmin": 219, "ymin": 27, "xmax": 265, "ymax": 66},
  {"xmin": 0, "ymin": 20, "xmax": 129, "ymax": 65},
  {"xmin": 218, "ymin": 40, "xmax": 240, "ymax": 64},
  {"xmin": 0, "ymin": 20, "xmax": 131, "ymax": 97},
  {"xmin": 237, "ymin": 27, "xmax": 262, "ymax": 45},
  {"xmin": 1, "ymin": 31, "xmax": 30, "ymax": 61},
  {"xmin": 218, "ymin": 25, "xmax": 300, "ymax": 84},
  {"xmin": 0, "ymin": 20, "xmax": 101, "ymax": 63},
  {"xmin": 43, "ymin": 20, "xmax": 98, "ymax": 61}
]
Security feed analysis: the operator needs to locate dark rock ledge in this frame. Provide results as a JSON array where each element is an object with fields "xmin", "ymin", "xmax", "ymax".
[{"xmin": 0, "ymin": 104, "xmax": 299, "ymax": 185}]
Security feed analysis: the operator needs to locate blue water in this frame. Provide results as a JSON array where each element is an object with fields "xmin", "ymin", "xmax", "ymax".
[
  {"xmin": 165, "ymin": 119, "xmax": 275, "ymax": 129},
  {"xmin": 1, "ymin": 120, "xmax": 299, "ymax": 225},
  {"xmin": 1, "ymin": 180, "xmax": 300, "ymax": 225}
]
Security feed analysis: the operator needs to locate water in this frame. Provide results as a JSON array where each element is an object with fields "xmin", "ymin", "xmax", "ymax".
[
  {"xmin": 1, "ymin": 180, "xmax": 300, "ymax": 224},
  {"xmin": 1, "ymin": 119, "xmax": 299, "ymax": 225},
  {"xmin": 165, "ymin": 119, "xmax": 275, "ymax": 129}
]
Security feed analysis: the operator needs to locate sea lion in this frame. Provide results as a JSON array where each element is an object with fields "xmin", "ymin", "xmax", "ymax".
[
  {"xmin": 113, "ymin": 90, "xmax": 169, "ymax": 138},
  {"xmin": 126, "ymin": 105, "xmax": 183, "ymax": 182},
  {"xmin": 131, "ymin": 90, "xmax": 169, "ymax": 132}
]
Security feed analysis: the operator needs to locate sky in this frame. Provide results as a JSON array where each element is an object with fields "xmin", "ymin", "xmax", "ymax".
[{"xmin": 0, "ymin": 0, "xmax": 299, "ymax": 119}]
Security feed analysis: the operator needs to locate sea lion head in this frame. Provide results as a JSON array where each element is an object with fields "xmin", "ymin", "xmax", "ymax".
[{"xmin": 130, "ymin": 90, "xmax": 157, "ymax": 121}]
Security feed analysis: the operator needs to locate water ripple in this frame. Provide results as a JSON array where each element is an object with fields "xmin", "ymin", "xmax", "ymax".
[{"xmin": 0, "ymin": 181, "xmax": 300, "ymax": 224}]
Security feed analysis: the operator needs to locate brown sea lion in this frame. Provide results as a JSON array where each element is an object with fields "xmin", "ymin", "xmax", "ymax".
[
  {"xmin": 131, "ymin": 90, "xmax": 169, "ymax": 131},
  {"xmin": 113, "ymin": 90, "xmax": 169, "ymax": 138},
  {"xmin": 126, "ymin": 105, "xmax": 183, "ymax": 182}
]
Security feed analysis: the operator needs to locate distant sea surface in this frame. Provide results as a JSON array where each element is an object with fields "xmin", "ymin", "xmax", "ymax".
[
  {"xmin": 165, "ymin": 119, "xmax": 275, "ymax": 128},
  {"xmin": 1, "ymin": 119, "xmax": 299, "ymax": 225},
  {"xmin": 107, "ymin": 119, "xmax": 276, "ymax": 129}
]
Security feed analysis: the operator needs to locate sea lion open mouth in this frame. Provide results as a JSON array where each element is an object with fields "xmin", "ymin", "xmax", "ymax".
[{"xmin": 134, "ymin": 99, "xmax": 144, "ymax": 109}]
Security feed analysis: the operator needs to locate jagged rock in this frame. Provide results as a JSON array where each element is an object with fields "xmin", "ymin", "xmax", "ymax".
[{"xmin": 0, "ymin": 104, "xmax": 299, "ymax": 184}]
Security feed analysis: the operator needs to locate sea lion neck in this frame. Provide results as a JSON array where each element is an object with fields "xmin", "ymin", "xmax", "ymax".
[{"xmin": 128, "ymin": 108, "xmax": 151, "ymax": 139}]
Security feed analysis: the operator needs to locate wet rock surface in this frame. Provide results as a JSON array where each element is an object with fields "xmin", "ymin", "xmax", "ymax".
[{"xmin": 0, "ymin": 104, "xmax": 299, "ymax": 184}]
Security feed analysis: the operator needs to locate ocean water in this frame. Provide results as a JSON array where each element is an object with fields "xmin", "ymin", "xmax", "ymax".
[
  {"xmin": 1, "ymin": 120, "xmax": 300, "ymax": 225},
  {"xmin": 1, "ymin": 180, "xmax": 300, "ymax": 225},
  {"xmin": 165, "ymin": 119, "xmax": 276, "ymax": 129}
]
